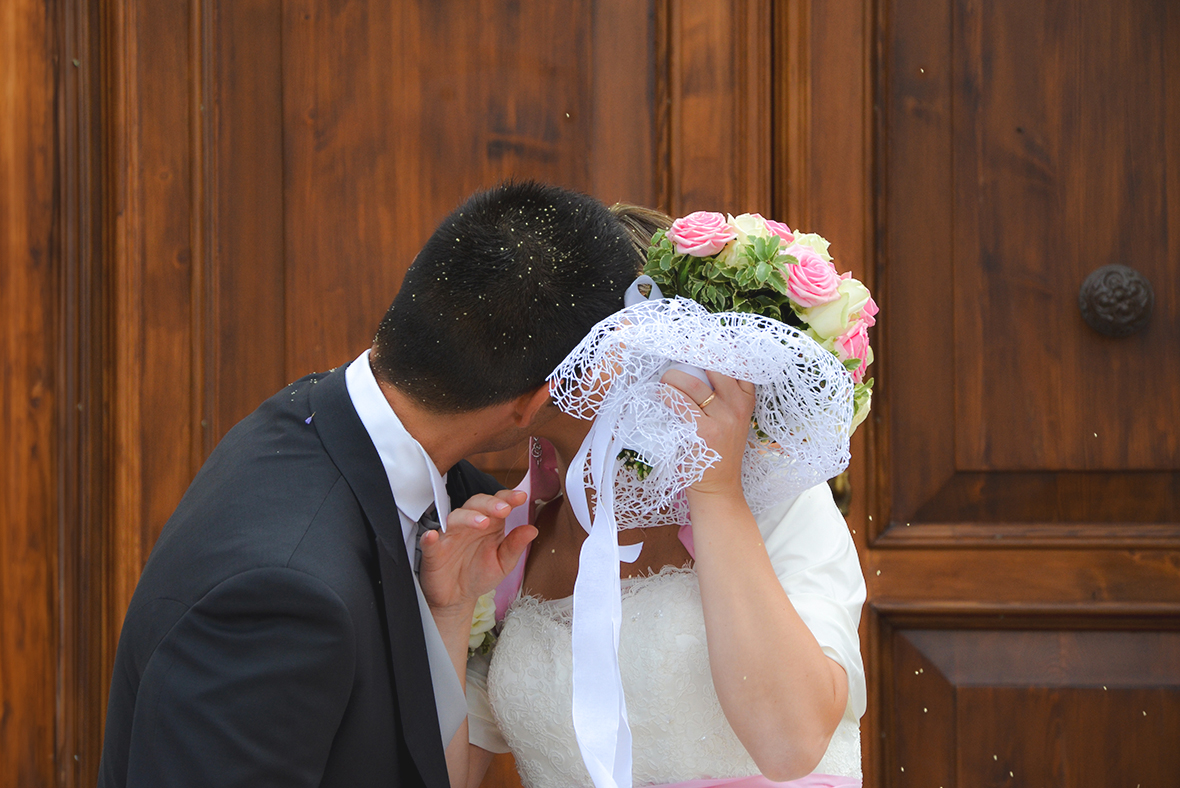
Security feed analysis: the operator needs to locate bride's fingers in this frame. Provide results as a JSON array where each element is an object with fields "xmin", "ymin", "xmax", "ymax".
[
  {"xmin": 704, "ymin": 371, "xmax": 756, "ymax": 414},
  {"xmin": 660, "ymin": 368, "xmax": 715, "ymax": 409},
  {"xmin": 662, "ymin": 368, "xmax": 754, "ymax": 418}
]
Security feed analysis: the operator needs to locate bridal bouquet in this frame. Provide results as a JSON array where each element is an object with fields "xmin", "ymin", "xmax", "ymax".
[{"xmin": 643, "ymin": 211, "xmax": 876, "ymax": 430}]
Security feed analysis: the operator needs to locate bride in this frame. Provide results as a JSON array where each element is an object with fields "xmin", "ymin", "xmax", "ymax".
[{"xmin": 430, "ymin": 207, "xmax": 868, "ymax": 788}]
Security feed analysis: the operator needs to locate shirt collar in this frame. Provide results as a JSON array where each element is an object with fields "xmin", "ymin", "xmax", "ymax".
[{"xmin": 345, "ymin": 349, "xmax": 451, "ymax": 528}]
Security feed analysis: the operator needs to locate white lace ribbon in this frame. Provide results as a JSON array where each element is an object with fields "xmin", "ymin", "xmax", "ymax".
[
  {"xmin": 568, "ymin": 422, "xmax": 631, "ymax": 788},
  {"xmin": 565, "ymin": 277, "xmax": 659, "ymax": 788},
  {"xmin": 558, "ymin": 276, "xmax": 854, "ymax": 788}
]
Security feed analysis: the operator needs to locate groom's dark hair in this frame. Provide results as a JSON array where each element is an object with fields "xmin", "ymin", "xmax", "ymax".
[{"xmin": 371, "ymin": 181, "xmax": 635, "ymax": 412}]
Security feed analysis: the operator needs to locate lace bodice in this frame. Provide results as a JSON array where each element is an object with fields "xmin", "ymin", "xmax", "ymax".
[{"xmin": 485, "ymin": 568, "xmax": 861, "ymax": 788}]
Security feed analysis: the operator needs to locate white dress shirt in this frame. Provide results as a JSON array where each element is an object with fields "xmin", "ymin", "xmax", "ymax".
[{"xmin": 345, "ymin": 349, "xmax": 467, "ymax": 746}]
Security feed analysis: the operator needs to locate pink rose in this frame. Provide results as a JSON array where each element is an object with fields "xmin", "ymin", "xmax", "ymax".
[
  {"xmin": 783, "ymin": 244, "xmax": 840, "ymax": 307},
  {"xmin": 835, "ymin": 320, "xmax": 873, "ymax": 383},
  {"xmin": 667, "ymin": 211, "xmax": 738, "ymax": 257},
  {"xmin": 762, "ymin": 217, "xmax": 794, "ymax": 245},
  {"xmin": 860, "ymin": 295, "xmax": 879, "ymax": 327}
]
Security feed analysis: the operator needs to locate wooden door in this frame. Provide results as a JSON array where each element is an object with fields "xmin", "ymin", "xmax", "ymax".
[
  {"xmin": 864, "ymin": 0, "xmax": 1180, "ymax": 784},
  {"xmin": 18, "ymin": 0, "xmax": 1177, "ymax": 784}
]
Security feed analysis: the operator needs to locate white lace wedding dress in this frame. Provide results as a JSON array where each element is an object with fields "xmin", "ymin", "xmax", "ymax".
[{"xmin": 466, "ymin": 485, "xmax": 867, "ymax": 788}]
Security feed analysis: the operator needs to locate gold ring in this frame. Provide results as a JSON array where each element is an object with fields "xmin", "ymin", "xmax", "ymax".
[{"xmin": 699, "ymin": 393, "xmax": 716, "ymax": 409}]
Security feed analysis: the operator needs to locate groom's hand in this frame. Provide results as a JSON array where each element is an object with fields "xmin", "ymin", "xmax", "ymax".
[{"xmin": 418, "ymin": 489, "xmax": 537, "ymax": 616}]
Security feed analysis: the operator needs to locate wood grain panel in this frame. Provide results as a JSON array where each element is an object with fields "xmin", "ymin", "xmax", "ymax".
[
  {"xmin": 108, "ymin": 0, "xmax": 208, "ymax": 629},
  {"xmin": 209, "ymin": 0, "xmax": 287, "ymax": 440},
  {"xmin": 282, "ymin": 0, "xmax": 427, "ymax": 377},
  {"xmin": 807, "ymin": 0, "xmax": 870, "ymax": 283},
  {"xmin": 667, "ymin": 0, "xmax": 771, "ymax": 216},
  {"xmin": 881, "ymin": 0, "xmax": 1180, "ymax": 535},
  {"xmin": 908, "ymin": 470, "xmax": 1180, "ymax": 525},
  {"xmin": 879, "ymin": 0, "xmax": 956, "ymax": 528},
  {"xmin": 280, "ymin": 0, "xmax": 662, "ymax": 380},
  {"xmin": 586, "ymin": 0, "xmax": 661, "ymax": 207},
  {"xmin": 0, "ymin": 1, "xmax": 58, "ymax": 784},
  {"xmin": 954, "ymin": 0, "xmax": 1180, "ymax": 472},
  {"xmin": 888, "ymin": 629, "xmax": 1180, "ymax": 787},
  {"xmin": 870, "ymin": 548, "xmax": 1180, "ymax": 610},
  {"xmin": 58, "ymin": 2, "xmax": 113, "ymax": 784},
  {"xmin": 136, "ymin": 0, "xmax": 201, "ymax": 531},
  {"xmin": 772, "ymin": 0, "xmax": 810, "ymax": 231},
  {"xmin": 961, "ymin": 686, "xmax": 1180, "ymax": 786},
  {"xmin": 885, "ymin": 625, "xmax": 955, "ymax": 788}
]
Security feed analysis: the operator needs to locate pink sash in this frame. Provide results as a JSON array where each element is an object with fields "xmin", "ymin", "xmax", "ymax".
[{"xmin": 653, "ymin": 776, "xmax": 858, "ymax": 788}]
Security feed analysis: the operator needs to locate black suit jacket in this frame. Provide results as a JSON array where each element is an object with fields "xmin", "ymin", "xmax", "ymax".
[{"xmin": 98, "ymin": 363, "xmax": 501, "ymax": 788}]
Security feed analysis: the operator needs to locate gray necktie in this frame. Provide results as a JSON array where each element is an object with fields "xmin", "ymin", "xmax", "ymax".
[{"xmin": 413, "ymin": 505, "xmax": 441, "ymax": 575}]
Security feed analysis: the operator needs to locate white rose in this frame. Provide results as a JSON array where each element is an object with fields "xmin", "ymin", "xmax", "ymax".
[
  {"xmin": 791, "ymin": 232, "xmax": 833, "ymax": 262},
  {"xmin": 715, "ymin": 212, "xmax": 771, "ymax": 268},
  {"xmin": 469, "ymin": 590, "xmax": 497, "ymax": 650},
  {"xmin": 729, "ymin": 212, "xmax": 771, "ymax": 239},
  {"xmin": 801, "ymin": 277, "xmax": 872, "ymax": 339}
]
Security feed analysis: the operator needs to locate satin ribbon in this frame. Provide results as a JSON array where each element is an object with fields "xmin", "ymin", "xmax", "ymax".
[
  {"xmin": 568, "ymin": 275, "xmax": 713, "ymax": 788},
  {"xmin": 569, "ymin": 419, "xmax": 631, "ymax": 788}
]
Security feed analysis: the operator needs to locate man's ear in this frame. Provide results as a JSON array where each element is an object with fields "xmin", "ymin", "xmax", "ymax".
[{"xmin": 512, "ymin": 382, "xmax": 554, "ymax": 428}]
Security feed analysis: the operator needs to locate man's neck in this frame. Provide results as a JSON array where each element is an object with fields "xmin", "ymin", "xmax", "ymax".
[{"xmin": 377, "ymin": 379, "xmax": 518, "ymax": 475}]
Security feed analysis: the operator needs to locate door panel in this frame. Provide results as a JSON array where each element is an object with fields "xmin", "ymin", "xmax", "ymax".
[
  {"xmin": 870, "ymin": 0, "xmax": 1180, "ymax": 783},
  {"xmin": 889, "ymin": 627, "xmax": 1180, "ymax": 786},
  {"xmin": 884, "ymin": 0, "xmax": 1180, "ymax": 538},
  {"xmin": 952, "ymin": 0, "xmax": 1179, "ymax": 473}
]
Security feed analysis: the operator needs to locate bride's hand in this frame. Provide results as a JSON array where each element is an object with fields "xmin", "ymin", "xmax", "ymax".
[
  {"xmin": 660, "ymin": 368, "xmax": 756, "ymax": 497},
  {"xmin": 418, "ymin": 489, "xmax": 537, "ymax": 617}
]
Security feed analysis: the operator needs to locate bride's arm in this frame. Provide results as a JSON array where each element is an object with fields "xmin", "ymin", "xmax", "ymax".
[
  {"xmin": 663, "ymin": 370, "xmax": 849, "ymax": 782},
  {"xmin": 690, "ymin": 489, "xmax": 848, "ymax": 779}
]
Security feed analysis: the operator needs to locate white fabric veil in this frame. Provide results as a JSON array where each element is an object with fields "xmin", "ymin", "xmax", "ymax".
[{"xmin": 547, "ymin": 277, "xmax": 855, "ymax": 788}]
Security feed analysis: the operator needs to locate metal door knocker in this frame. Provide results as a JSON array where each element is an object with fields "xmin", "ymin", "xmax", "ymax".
[{"xmin": 1077, "ymin": 264, "xmax": 1154, "ymax": 338}]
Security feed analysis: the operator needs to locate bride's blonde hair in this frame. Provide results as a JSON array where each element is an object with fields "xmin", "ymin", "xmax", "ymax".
[{"xmin": 609, "ymin": 203, "xmax": 673, "ymax": 268}]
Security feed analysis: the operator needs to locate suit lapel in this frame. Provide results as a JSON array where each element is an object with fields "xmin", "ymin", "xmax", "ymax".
[{"xmin": 309, "ymin": 365, "xmax": 450, "ymax": 788}]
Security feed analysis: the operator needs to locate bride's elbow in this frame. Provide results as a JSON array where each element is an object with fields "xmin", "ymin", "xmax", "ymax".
[{"xmin": 751, "ymin": 733, "xmax": 830, "ymax": 783}]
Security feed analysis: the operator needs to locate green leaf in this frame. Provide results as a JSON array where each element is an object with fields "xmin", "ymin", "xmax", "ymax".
[
  {"xmin": 752, "ymin": 236, "xmax": 768, "ymax": 259},
  {"xmin": 843, "ymin": 357, "xmax": 862, "ymax": 371},
  {"xmin": 767, "ymin": 269, "xmax": 789, "ymax": 295},
  {"xmin": 755, "ymin": 261, "xmax": 771, "ymax": 284}
]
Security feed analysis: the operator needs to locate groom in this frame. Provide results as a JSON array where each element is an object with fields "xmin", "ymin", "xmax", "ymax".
[{"xmin": 97, "ymin": 181, "xmax": 638, "ymax": 788}]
